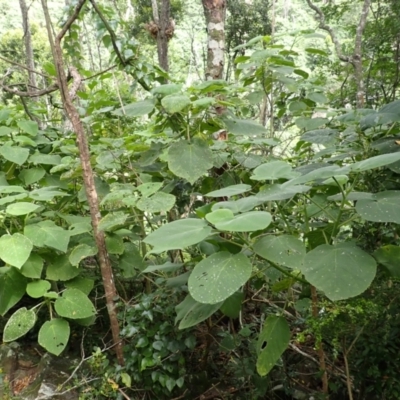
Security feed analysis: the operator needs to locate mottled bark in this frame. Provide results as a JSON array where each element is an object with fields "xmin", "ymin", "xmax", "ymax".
[
  {"xmin": 40, "ymin": 0, "xmax": 124, "ymax": 366},
  {"xmin": 202, "ymin": 0, "xmax": 226, "ymax": 80},
  {"xmin": 149, "ymin": 0, "xmax": 174, "ymax": 72},
  {"xmin": 19, "ymin": 0, "xmax": 37, "ymax": 94}
]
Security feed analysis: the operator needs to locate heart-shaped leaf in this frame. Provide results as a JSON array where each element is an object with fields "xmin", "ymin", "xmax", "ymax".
[
  {"xmin": 144, "ymin": 219, "xmax": 212, "ymax": 254},
  {"xmin": 189, "ymin": 252, "xmax": 252, "ymax": 304},
  {"xmin": 206, "ymin": 210, "xmax": 272, "ymax": 232},
  {"xmin": 301, "ymin": 243, "xmax": 377, "ymax": 300},
  {"xmin": 38, "ymin": 319, "xmax": 70, "ymax": 356},
  {"xmin": 168, "ymin": 139, "xmax": 213, "ymax": 184},
  {"xmin": 251, "ymin": 161, "xmax": 300, "ymax": 180},
  {"xmin": 253, "ymin": 235, "xmax": 306, "ymax": 269},
  {"xmin": 27, "ymin": 280, "xmax": 51, "ymax": 298},
  {"xmin": 0, "ymin": 233, "xmax": 33, "ymax": 268},
  {"xmin": 54, "ymin": 288, "xmax": 96, "ymax": 319},
  {"xmin": 355, "ymin": 191, "xmax": 400, "ymax": 224}
]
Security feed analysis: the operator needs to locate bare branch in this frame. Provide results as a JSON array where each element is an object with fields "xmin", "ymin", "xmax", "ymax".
[
  {"xmin": 0, "ymin": 82, "xmax": 59, "ymax": 97},
  {"xmin": 89, "ymin": 0, "xmax": 126, "ymax": 66},
  {"xmin": 305, "ymin": 0, "xmax": 350, "ymax": 63},
  {"xmin": 0, "ymin": 54, "xmax": 51, "ymax": 79},
  {"xmin": 56, "ymin": 0, "xmax": 87, "ymax": 42}
]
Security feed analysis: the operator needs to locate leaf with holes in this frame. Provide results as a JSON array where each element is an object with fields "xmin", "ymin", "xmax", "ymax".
[
  {"xmin": 175, "ymin": 294, "xmax": 222, "ymax": 329},
  {"xmin": 301, "ymin": 243, "xmax": 377, "ymax": 301},
  {"xmin": 38, "ymin": 319, "xmax": 70, "ymax": 356},
  {"xmin": 54, "ymin": 288, "xmax": 96, "ymax": 319},
  {"xmin": 189, "ymin": 252, "xmax": 252, "ymax": 304},
  {"xmin": 3, "ymin": 307, "xmax": 36, "ymax": 342},
  {"xmin": 254, "ymin": 235, "xmax": 306, "ymax": 269},
  {"xmin": 257, "ymin": 316, "xmax": 290, "ymax": 376},
  {"xmin": 168, "ymin": 139, "xmax": 213, "ymax": 184},
  {"xmin": 355, "ymin": 191, "xmax": 400, "ymax": 224},
  {"xmin": 144, "ymin": 218, "xmax": 212, "ymax": 254},
  {"xmin": 0, "ymin": 233, "xmax": 33, "ymax": 268}
]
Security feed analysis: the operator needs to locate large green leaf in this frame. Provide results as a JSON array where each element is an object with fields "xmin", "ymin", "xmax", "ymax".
[
  {"xmin": 69, "ymin": 244, "xmax": 98, "ymax": 266},
  {"xmin": 144, "ymin": 219, "xmax": 212, "ymax": 254},
  {"xmin": 256, "ymin": 184, "xmax": 311, "ymax": 201},
  {"xmin": 0, "ymin": 233, "xmax": 33, "ymax": 268},
  {"xmin": 350, "ymin": 152, "xmax": 400, "ymax": 172},
  {"xmin": 301, "ymin": 243, "xmax": 377, "ymax": 301},
  {"xmin": 17, "ymin": 120, "xmax": 38, "ymax": 136},
  {"xmin": 219, "ymin": 291, "xmax": 244, "ymax": 318},
  {"xmin": 373, "ymin": 245, "xmax": 400, "ymax": 277},
  {"xmin": 152, "ymin": 83, "xmax": 182, "ymax": 95},
  {"xmin": 54, "ymin": 288, "xmax": 96, "ymax": 319},
  {"xmin": 19, "ymin": 167, "xmax": 46, "ymax": 185},
  {"xmin": 0, "ymin": 267, "xmax": 27, "ymax": 315},
  {"xmin": 212, "ymin": 196, "xmax": 261, "ymax": 213},
  {"xmin": 253, "ymin": 235, "xmax": 306, "ymax": 269},
  {"xmin": 225, "ymin": 118, "xmax": 267, "ymax": 136},
  {"xmin": 27, "ymin": 280, "xmax": 51, "ymax": 298},
  {"xmin": 256, "ymin": 316, "xmax": 290, "ymax": 376},
  {"xmin": 302, "ymin": 129, "xmax": 338, "ymax": 144},
  {"xmin": 206, "ymin": 209, "xmax": 272, "ymax": 232},
  {"xmin": 29, "ymin": 152, "xmax": 62, "ymax": 165},
  {"xmin": 3, "ymin": 307, "xmax": 36, "ymax": 342},
  {"xmin": 189, "ymin": 252, "xmax": 252, "ymax": 304},
  {"xmin": 46, "ymin": 255, "xmax": 80, "ymax": 281},
  {"xmin": 24, "ymin": 221, "xmax": 70, "ymax": 252},
  {"xmin": 136, "ymin": 192, "xmax": 176, "ymax": 213},
  {"xmin": 205, "ymin": 184, "xmax": 252, "ymax": 198},
  {"xmin": 20, "ymin": 254, "xmax": 44, "ymax": 279},
  {"xmin": 64, "ymin": 277, "xmax": 95, "ymax": 296},
  {"xmin": 98, "ymin": 212, "xmax": 128, "ymax": 232},
  {"xmin": 112, "ymin": 99, "xmax": 155, "ymax": 117},
  {"xmin": 175, "ymin": 294, "xmax": 222, "ymax": 329},
  {"xmin": 119, "ymin": 242, "xmax": 146, "ymax": 277},
  {"xmin": 38, "ymin": 319, "xmax": 70, "ymax": 356},
  {"xmin": 251, "ymin": 161, "xmax": 300, "ymax": 180},
  {"xmin": 284, "ymin": 165, "xmax": 345, "ymax": 186},
  {"xmin": 0, "ymin": 144, "xmax": 29, "ymax": 165},
  {"xmin": 161, "ymin": 94, "xmax": 191, "ymax": 113},
  {"xmin": 355, "ymin": 191, "xmax": 400, "ymax": 224},
  {"xmin": 6, "ymin": 202, "xmax": 40, "ymax": 216},
  {"xmin": 168, "ymin": 139, "xmax": 213, "ymax": 184}
]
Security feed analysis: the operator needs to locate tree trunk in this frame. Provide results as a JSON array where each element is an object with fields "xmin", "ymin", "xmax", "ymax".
[
  {"xmin": 19, "ymin": 0, "xmax": 37, "ymax": 94},
  {"xmin": 40, "ymin": 0, "xmax": 124, "ymax": 366},
  {"xmin": 202, "ymin": 0, "xmax": 226, "ymax": 80},
  {"xmin": 150, "ymin": 0, "xmax": 173, "ymax": 72}
]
